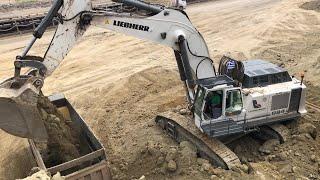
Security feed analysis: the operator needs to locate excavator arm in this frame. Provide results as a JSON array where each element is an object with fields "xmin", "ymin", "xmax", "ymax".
[
  {"xmin": 45, "ymin": 0, "xmax": 216, "ymax": 96},
  {"xmin": 0, "ymin": 0, "xmax": 215, "ymax": 140}
]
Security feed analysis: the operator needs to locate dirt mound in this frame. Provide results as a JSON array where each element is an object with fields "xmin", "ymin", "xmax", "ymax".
[
  {"xmin": 36, "ymin": 95, "xmax": 80, "ymax": 167},
  {"xmin": 300, "ymin": 0, "xmax": 320, "ymax": 12},
  {"xmin": 70, "ymin": 66, "xmax": 320, "ymax": 179},
  {"xmin": 87, "ymin": 67, "xmax": 320, "ymax": 179},
  {"xmin": 143, "ymin": 0, "xmax": 172, "ymax": 6},
  {"xmin": 0, "ymin": 1, "xmax": 51, "ymax": 13}
]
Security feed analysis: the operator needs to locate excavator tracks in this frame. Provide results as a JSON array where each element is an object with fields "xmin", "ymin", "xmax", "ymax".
[
  {"xmin": 155, "ymin": 111, "xmax": 241, "ymax": 169},
  {"xmin": 253, "ymin": 123, "xmax": 290, "ymax": 144},
  {"xmin": 267, "ymin": 124, "xmax": 290, "ymax": 143}
]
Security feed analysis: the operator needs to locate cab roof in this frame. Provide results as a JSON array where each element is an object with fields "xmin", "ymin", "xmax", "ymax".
[
  {"xmin": 243, "ymin": 59, "xmax": 286, "ymax": 77},
  {"xmin": 196, "ymin": 75, "xmax": 234, "ymax": 89}
]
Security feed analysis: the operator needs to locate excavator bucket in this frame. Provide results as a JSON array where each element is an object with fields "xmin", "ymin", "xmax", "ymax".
[{"xmin": 0, "ymin": 77, "xmax": 47, "ymax": 141}]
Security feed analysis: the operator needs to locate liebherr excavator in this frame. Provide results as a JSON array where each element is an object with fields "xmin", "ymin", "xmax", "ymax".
[{"xmin": 0, "ymin": 0, "xmax": 307, "ymax": 169}]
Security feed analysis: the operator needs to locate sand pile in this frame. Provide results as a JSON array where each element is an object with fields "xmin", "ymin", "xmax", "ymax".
[
  {"xmin": 300, "ymin": 0, "xmax": 320, "ymax": 12},
  {"xmin": 143, "ymin": 0, "xmax": 172, "ymax": 6},
  {"xmin": 0, "ymin": 1, "xmax": 51, "ymax": 13},
  {"xmin": 36, "ymin": 95, "xmax": 80, "ymax": 167},
  {"xmin": 75, "ymin": 67, "xmax": 320, "ymax": 180}
]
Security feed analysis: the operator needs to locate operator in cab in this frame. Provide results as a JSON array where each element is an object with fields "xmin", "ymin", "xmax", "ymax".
[{"xmin": 204, "ymin": 91, "xmax": 223, "ymax": 119}]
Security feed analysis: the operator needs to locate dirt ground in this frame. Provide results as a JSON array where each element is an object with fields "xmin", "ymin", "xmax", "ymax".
[
  {"xmin": 0, "ymin": 0, "xmax": 110, "ymax": 19},
  {"xmin": 0, "ymin": 0, "xmax": 320, "ymax": 179}
]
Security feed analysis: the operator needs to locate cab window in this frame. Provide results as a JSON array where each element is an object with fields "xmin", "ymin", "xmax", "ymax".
[
  {"xmin": 194, "ymin": 87, "xmax": 205, "ymax": 117},
  {"xmin": 203, "ymin": 90, "xmax": 223, "ymax": 119},
  {"xmin": 225, "ymin": 90, "xmax": 243, "ymax": 116}
]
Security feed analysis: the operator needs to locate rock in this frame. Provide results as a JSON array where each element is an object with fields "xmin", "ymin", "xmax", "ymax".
[
  {"xmin": 291, "ymin": 139, "xmax": 297, "ymax": 145},
  {"xmin": 157, "ymin": 156, "xmax": 165, "ymax": 166},
  {"xmin": 159, "ymin": 147, "xmax": 167, "ymax": 155},
  {"xmin": 197, "ymin": 158, "xmax": 209, "ymax": 166},
  {"xmin": 267, "ymin": 155, "xmax": 276, "ymax": 161},
  {"xmin": 292, "ymin": 166, "xmax": 298, "ymax": 173},
  {"xmin": 279, "ymin": 163, "xmax": 293, "ymax": 173},
  {"xmin": 53, "ymin": 117, "xmax": 60, "ymax": 124},
  {"xmin": 309, "ymin": 174, "xmax": 317, "ymax": 179},
  {"xmin": 251, "ymin": 162, "xmax": 281, "ymax": 179},
  {"xmin": 49, "ymin": 114, "xmax": 57, "ymax": 120},
  {"xmin": 259, "ymin": 139, "xmax": 280, "ymax": 154},
  {"xmin": 179, "ymin": 108, "xmax": 187, "ymax": 115},
  {"xmin": 239, "ymin": 164, "xmax": 249, "ymax": 173},
  {"xmin": 294, "ymin": 152, "xmax": 300, "ymax": 156},
  {"xmin": 232, "ymin": 164, "xmax": 249, "ymax": 174},
  {"xmin": 277, "ymin": 151, "xmax": 287, "ymax": 161},
  {"xmin": 211, "ymin": 167, "xmax": 225, "ymax": 176},
  {"xmin": 119, "ymin": 162, "xmax": 128, "ymax": 171},
  {"xmin": 22, "ymin": 170, "xmax": 52, "ymax": 180},
  {"xmin": 165, "ymin": 148, "xmax": 177, "ymax": 162},
  {"xmin": 210, "ymin": 175, "xmax": 218, "ymax": 180},
  {"xmin": 311, "ymin": 155, "xmax": 317, "ymax": 162},
  {"xmin": 167, "ymin": 160, "xmax": 177, "ymax": 172},
  {"xmin": 305, "ymin": 133, "xmax": 313, "ymax": 139},
  {"xmin": 52, "ymin": 172, "xmax": 65, "ymax": 180},
  {"xmin": 147, "ymin": 146, "xmax": 161, "ymax": 157},
  {"xmin": 298, "ymin": 123, "xmax": 317, "ymax": 139},
  {"xmin": 138, "ymin": 175, "xmax": 146, "ymax": 180},
  {"xmin": 201, "ymin": 162, "xmax": 211, "ymax": 171}
]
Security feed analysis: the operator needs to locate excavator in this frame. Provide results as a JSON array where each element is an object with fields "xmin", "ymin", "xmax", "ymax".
[{"xmin": 0, "ymin": 0, "xmax": 307, "ymax": 169}]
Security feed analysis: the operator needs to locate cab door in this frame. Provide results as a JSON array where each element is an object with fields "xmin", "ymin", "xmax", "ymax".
[
  {"xmin": 223, "ymin": 87, "xmax": 245, "ymax": 122},
  {"xmin": 193, "ymin": 86, "xmax": 206, "ymax": 129},
  {"xmin": 202, "ymin": 90, "xmax": 224, "ymax": 120}
]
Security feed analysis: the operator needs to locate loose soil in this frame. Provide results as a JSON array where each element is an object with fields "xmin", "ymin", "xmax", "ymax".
[
  {"xmin": 35, "ymin": 95, "xmax": 81, "ymax": 167},
  {"xmin": 300, "ymin": 0, "xmax": 320, "ymax": 12}
]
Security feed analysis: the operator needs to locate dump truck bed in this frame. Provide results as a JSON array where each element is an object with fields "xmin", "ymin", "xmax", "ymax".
[{"xmin": 28, "ymin": 94, "xmax": 111, "ymax": 180}]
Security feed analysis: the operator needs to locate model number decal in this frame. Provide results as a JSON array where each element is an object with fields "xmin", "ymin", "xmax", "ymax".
[{"xmin": 272, "ymin": 109, "xmax": 286, "ymax": 115}]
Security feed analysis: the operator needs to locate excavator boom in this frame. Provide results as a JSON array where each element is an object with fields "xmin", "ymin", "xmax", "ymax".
[{"xmin": 0, "ymin": 0, "xmax": 215, "ymax": 140}]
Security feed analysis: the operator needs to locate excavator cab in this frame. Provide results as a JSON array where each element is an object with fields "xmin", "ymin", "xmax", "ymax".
[
  {"xmin": 194, "ymin": 75, "xmax": 245, "ymax": 127},
  {"xmin": 193, "ymin": 77, "xmax": 246, "ymax": 137}
]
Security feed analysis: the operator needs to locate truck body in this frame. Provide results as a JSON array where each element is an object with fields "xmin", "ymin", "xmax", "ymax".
[{"xmin": 28, "ymin": 94, "xmax": 112, "ymax": 180}]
